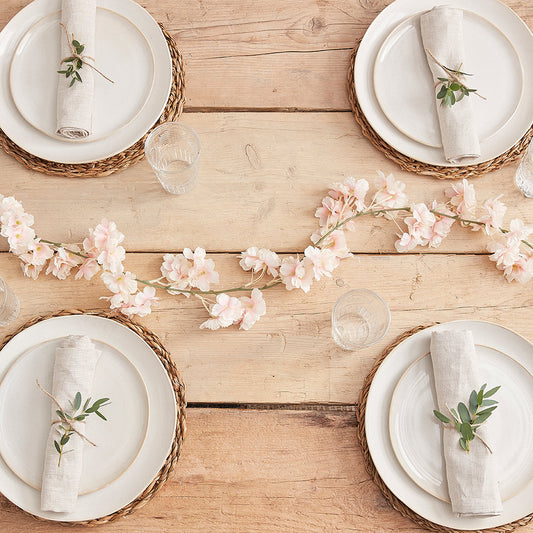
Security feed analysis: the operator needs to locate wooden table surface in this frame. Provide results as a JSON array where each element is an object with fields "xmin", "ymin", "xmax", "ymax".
[{"xmin": 0, "ymin": 0, "xmax": 532, "ymax": 531}]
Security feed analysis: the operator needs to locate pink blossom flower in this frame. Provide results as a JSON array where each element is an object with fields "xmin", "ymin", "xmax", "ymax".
[
  {"xmin": 101, "ymin": 270, "xmax": 138, "ymax": 295},
  {"xmin": 279, "ymin": 256, "xmax": 314, "ymax": 293},
  {"xmin": 21, "ymin": 240, "xmax": 54, "ymax": 266},
  {"xmin": 200, "ymin": 293, "xmax": 243, "ymax": 330},
  {"xmin": 503, "ymin": 253, "xmax": 533, "ymax": 284},
  {"xmin": 473, "ymin": 197, "xmax": 507, "ymax": 235},
  {"xmin": 487, "ymin": 239, "xmax": 521, "ymax": 270},
  {"xmin": 329, "ymin": 177, "xmax": 369, "ymax": 212},
  {"xmin": 239, "ymin": 247, "xmax": 281, "ymax": 277},
  {"xmin": 2, "ymin": 224, "xmax": 36, "ymax": 255},
  {"xmin": 128, "ymin": 287, "xmax": 159, "ymax": 317},
  {"xmin": 0, "ymin": 209, "xmax": 34, "ymax": 231},
  {"xmin": 161, "ymin": 253, "xmax": 191, "ymax": 291},
  {"xmin": 404, "ymin": 203, "xmax": 436, "ymax": 244},
  {"xmin": 239, "ymin": 288, "xmax": 267, "ymax": 330},
  {"xmin": 428, "ymin": 202, "xmax": 455, "ymax": 248},
  {"xmin": 184, "ymin": 247, "xmax": 219, "ymax": 291},
  {"xmin": 90, "ymin": 219, "xmax": 124, "ymax": 251},
  {"xmin": 445, "ymin": 179, "xmax": 476, "ymax": 219},
  {"xmin": 395, "ymin": 232, "xmax": 419, "ymax": 253},
  {"xmin": 82, "ymin": 236, "xmax": 99, "ymax": 258},
  {"xmin": 46, "ymin": 247, "xmax": 82, "ymax": 280},
  {"xmin": 315, "ymin": 196, "xmax": 346, "ymax": 228},
  {"xmin": 97, "ymin": 245, "xmax": 126, "ymax": 274},
  {"xmin": 317, "ymin": 229, "xmax": 352, "ymax": 259},
  {"xmin": 0, "ymin": 197, "xmax": 26, "ymax": 219},
  {"xmin": 505, "ymin": 218, "xmax": 533, "ymax": 246},
  {"xmin": 20, "ymin": 260, "xmax": 45, "ymax": 280},
  {"xmin": 373, "ymin": 171, "xmax": 408, "ymax": 211},
  {"xmin": 304, "ymin": 246, "xmax": 340, "ymax": 280},
  {"xmin": 75, "ymin": 258, "xmax": 100, "ymax": 280}
]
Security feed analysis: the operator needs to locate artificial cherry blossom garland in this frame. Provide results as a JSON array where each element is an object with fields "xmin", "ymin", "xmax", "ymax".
[{"xmin": 1, "ymin": 171, "xmax": 532, "ymax": 330}]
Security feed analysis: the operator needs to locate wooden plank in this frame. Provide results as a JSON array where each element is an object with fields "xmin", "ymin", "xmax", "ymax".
[
  {"xmin": 1, "ymin": 1, "xmax": 531, "ymax": 110},
  {"xmin": 1, "ymin": 408, "xmax": 532, "ymax": 532},
  {"xmin": 1, "ymin": 113, "xmax": 530, "ymax": 254},
  {"xmin": 1, "ymin": 251, "xmax": 531, "ymax": 404}
]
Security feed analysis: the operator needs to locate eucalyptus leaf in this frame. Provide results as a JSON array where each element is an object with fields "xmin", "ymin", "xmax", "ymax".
[
  {"xmin": 481, "ymin": 399, "xmax": 498, "ymax": 407},
  {"xmin": 74, "ymin": 392, "xmax": 81, "ymax": 410},
  {"xmin": 54, "ymin": 440, "xmax": 61, "ymax": 454},
  {"xmin": 484, "ymin": 386, "xmax": 500, "ymax": 398},
  {"xmin": 459, "ymin": 437, "xmax": 468, "ymax": 452},
  {"xmin": 469, "ymin": 390, "xmax": 478, "ymax": 414},
  {"xmin": 458, "ymin": 402, "xmax": 471, "ymax": 423},
  {"xmin": 433, "ymin": 410, "xmax": 450, "ymax": 424}
]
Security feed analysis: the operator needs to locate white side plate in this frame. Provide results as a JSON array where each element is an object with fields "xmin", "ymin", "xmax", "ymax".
[
  {"xmin": 0, "ymin": 315, "xmax": 177, "ymax": 522},
  {"xmin": 0, "ymin": 0, "xmax": 172, "ymax": 163},
  {"xmin": 366, "ymin": 320, "xmax": 533, "ymax": 530},
  {"xmin": 389, "ymin": 348, "xmax": 533, "ymax": 502}
]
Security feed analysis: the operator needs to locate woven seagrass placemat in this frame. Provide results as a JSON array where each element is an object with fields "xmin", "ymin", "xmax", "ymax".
[
  {"xmin": 0, "ymin": 25, "xmax": 185, "ymax": 178},
  {"xmin": 354, "ymin": 325, "xmax": 533, "ymax": 532},
  {"xmin": 348, "ymin": 44, "xmax": 533, "ymax": 180},
  {"xmin": 0, "ymin": 309, "xmax": 186, "ymax": 526}
]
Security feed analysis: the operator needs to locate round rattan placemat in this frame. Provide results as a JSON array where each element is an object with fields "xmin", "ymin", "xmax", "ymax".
[
  {"xmin": 348, "ymin": 44, "xmax": 533, "ymax": 180},
  {"xmin": 355, "ymin": 325, "xmax": 533, "ymax": 533},
  {"xmin": 0, "ymin": 25, "xmax": 185, "ymax": 178},
  {"xmin": 0, "ymin": 309, "xmax": 186, "ymax": 526}
]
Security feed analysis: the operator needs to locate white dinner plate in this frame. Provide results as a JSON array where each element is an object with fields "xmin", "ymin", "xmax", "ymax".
[
  {"xmin": 373, "ymin": 11, "xmax": 523, "ymax": 148},
  {"xmin": 355, "ymin": 0, "xmax": 533, "ymax": 166},
  {"xmin": 0, "ymin": 0, "xmax": 172, "ymax": 163},
  {"xmin": 366, "ymin": 321, "xmax": 533, "ymax": 530},
  {"xmin": 0, "ymin": 338, "xmax": 149, "ymax": 495},
  {"xmin": 0, "ymin": 315, "xmax": 177, "ymax": 522},
  {"xmin": 10, "ymin": 8, "xmax": 155, "ymax": 143},
  {"xmin": 390, "ymin": 348, "xmax": 533, "ymax": 503}
]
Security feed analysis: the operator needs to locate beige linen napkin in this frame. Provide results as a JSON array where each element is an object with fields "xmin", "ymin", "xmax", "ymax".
[
  {"xmin": 430, "ymin": 329, "xmax": 502, "ymax": 517},
  {"xmin": 41, "ymin": 335, "xmax": 101, "ymax": 513},
  {"xmin": 56, "ymin": 0, "xmax": 96, "ymax": 139},
  {"xmin": 420, "ymin": 6, "xmax": 481, "ymax": 164}
]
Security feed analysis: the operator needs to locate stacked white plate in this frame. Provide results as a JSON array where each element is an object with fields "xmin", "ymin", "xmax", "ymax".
[
  {"xmin": 354, "ymin": 0, "xmax": 533, "ymax": 167},
  {"xmin": 366, "ymin": 320, "xmax": 533, "ymax": 530},
  {"xmin": 0, "ymin": 0, "xmax": 172, "ymax": 164},
  {"xmin": 0, "ymin": 315, "xmax": 177, "ymax": 522}
]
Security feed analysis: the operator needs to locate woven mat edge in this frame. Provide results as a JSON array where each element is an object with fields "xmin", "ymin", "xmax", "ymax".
[
  {"xmin": 348, "ymin": 43, "xmax": 533, "ymax": 180},
  {"xmin": 0, "ymin": 309, "xmax": 186, "ymax": 527},
  {"xmin": 355, "ymin": 324, "xmax": 533, "ymax": 533},
  {"xmin": 0, "ymin": 23, "xmax": 185, "ymax": 178}
]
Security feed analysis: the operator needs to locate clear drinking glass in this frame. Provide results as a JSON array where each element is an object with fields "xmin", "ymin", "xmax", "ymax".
[
  {"xmin": 516, "ymin": 140, "xmax": 533, "ymax": 198},
  {"xmin": 144, "ymin": 122, "xmax": 201, "ymax": 195},
  {"xmin": 0, "ymin": 276, "xmax": 20, "ymax": 327},
  {"xmin": 331, "ymin": 289, "xmax": 390, "ymax": 350}
]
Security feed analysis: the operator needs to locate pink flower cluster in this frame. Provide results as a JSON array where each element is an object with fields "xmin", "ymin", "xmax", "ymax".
[{"xmin": 2, "ymin": 172, "xmax": 532, "ymax": 329}]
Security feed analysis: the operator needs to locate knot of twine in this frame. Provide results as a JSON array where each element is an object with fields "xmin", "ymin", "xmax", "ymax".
[
  {"xmin": 60, "ymin": 23, "xmax": 114, "ymax": 84},
  {"xmin": 36, "ymin": 379, "xmax": 97, "ymax": 448}
]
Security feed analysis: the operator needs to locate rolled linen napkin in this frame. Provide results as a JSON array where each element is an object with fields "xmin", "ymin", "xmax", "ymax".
[
  {"xmin": 420, "ymin": 7, "xmax": 481, "ymax": 164},
  {"xmin": 41, "ymin": 335, "xmax": 101, "ymax": 513},
  {"xmin": 56, "ymin": 0, "xmax": 96, "ymax": 139},
  {"xmin": 430, "ymin": 330, "xmax": 502, "ymax": 517}
]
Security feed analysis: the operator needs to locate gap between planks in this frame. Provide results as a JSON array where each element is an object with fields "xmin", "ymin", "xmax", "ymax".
[{"xmin": 188, "ymin": 402, "xmax": 357, "ymax": 413}]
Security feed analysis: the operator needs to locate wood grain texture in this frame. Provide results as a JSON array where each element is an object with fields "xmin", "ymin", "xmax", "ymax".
[
  {"xmin": 0, "ymin": 1, "xmax": 530, "ymax": 109},
  {"xmin": 0, "ymin": 409, "xmax": 437, "ymax": 532},
  {"xmin": 1, "ymin": 251, "xmax": 531, "ymax": 404},
  {"xmin": 1, "ymin": 112, "xmax": 531, "ymax": 254}
]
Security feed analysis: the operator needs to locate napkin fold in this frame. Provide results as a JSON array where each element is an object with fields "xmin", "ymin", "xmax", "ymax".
[
  {"xmin": 420, "ymin": 6, "xmax": 480, "ymax": 164},
  {"xmin": 430, "ymin": 329, "xmax": 502, "ymax": 517},
  {"xmin": 56, "ymin": 0, "xmax": 96, "ymax": 139},
  {"xmin": 40, "ymin": 335, "xmax": 101, "ymax": 513}
]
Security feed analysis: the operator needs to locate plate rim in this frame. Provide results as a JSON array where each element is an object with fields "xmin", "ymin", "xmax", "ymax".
[
  {"xmin": 365, "ymin": 320, "xmax": 533, "ymax": 530},
  {"xmin": 0, "ymin": 314, "xmax": 177, "ymax": 522},
  {"xmin": 0, "ymin": 0, "xmax": 172, "ymax": 164},
  {"xmin": 388, "ymin": 344, "xmax": 533, "ymax": 504},
  {"xmin": 354, "ymin": 0, "xmax": 533, "ymax": 167},
  {"xmin": 8, "ymin": 7, "xmax": 156, "ymax": 144},
  {"xmin": 0, "ymin": 336, "xmax": 150, "ymax": 496},
  {"xmin": 372, "ymin": 10, "xmax": 524, "ymax": 149}
]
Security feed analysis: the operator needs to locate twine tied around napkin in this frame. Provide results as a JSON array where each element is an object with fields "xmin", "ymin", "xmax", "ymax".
[
  {"xmin": 40, "ymin": 335, "xmax": 101, "ymax": 513},
  {"xmin": 420, "ymin": 6, "xmax": 481, "ymax": 164},
  {"xmin": 430, "ymin": 329, "xmax": 502, "ymax": 517}
]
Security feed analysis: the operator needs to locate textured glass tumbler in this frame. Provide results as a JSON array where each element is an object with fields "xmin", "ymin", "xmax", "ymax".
[
  {"xmin": 331, "ymin": 289, "xmax": 391, "ymax": 350},
  {"xmin": 516, "ymin": 140, "xmax": 533, "ymax": 198},
  {"xmin": 145, "ymin": 123, "xmax": 201, "ymax": 194},
  {"xmin": 0, "ymin": 276, "xmax": 20, "ymax": 327}
]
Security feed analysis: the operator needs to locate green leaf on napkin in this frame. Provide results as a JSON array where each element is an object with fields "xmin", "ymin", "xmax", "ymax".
[{"xmin": 433, "ymin": 384, "xmax": 500, "ymax": 454}]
